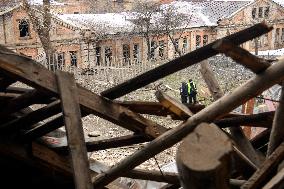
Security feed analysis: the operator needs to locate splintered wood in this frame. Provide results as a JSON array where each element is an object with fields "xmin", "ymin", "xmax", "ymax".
[{"xmin": 1, "ymin": 22, "xmax": 284, "ymax": 189}]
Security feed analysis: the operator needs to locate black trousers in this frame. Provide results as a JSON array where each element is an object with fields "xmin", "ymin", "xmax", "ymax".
[
  {"xmin": 181, "ymin": 95, "xmax": 188, "ymax": 103},
  {"xmin": 189, "ymin": 93, "xmax": 197, "ymax": 104}
]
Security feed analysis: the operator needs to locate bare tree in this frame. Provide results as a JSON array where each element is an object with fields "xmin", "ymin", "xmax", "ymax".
[
  {"xmin": 158, "ymin": 3, "xmax": 192, "ymax": 57},
  {"xmin": 22, "ymin": 0, "xmax": 55, "ymax": 63},
  {"xmin": 130, "ymin": 1, "xmax": 161, "ymax": 60}
]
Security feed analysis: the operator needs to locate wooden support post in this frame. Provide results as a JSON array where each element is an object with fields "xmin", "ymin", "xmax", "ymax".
[
  {"xmin": 241, "ymin": 143, "xmax": 284, "ymax": 189},
  {"xmin": 56, "ymin": 71, "xmax": 92, "ymax": 189},
  {"xmin": 176, "ymin": 123, "xmax": 232, "ymax": 189},
  {"xmin": 155, "ymin": 90, "xmax": 193, "ymax": 119},
  {"xmin": 267, "ymin": 82, "xmax": 284, "ymax": 156},
  {"xmin": 101, "ymin": 23, "xmax": 272, "ymax": 99},
  {"xmin": 92, "ymin": 57, "xmax": 284, "ymax": 188},
  {"xmin": 199, "ymin": 60, "xmax": 224, "ymax": 100}
]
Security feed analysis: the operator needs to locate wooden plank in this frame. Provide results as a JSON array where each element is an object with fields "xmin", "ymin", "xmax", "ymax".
[
  {"xmin": 92, "ymin": 57, "xmax": 284, "ymax": 188},
  {"xmin": 267, "ymin": 82, "xmax": 284, "ymax": 156},
  {"xmin": 56, "ymin": 71, "xmax": 92, "ymax": 189},
  {"xmin": 155, "ymin": 90, "xmax": 194, "ymax": 119},
  {"xmin": 263, "ymin": 168, "xmax": 284, "ymax": 189},
  {"xmin": 118, "ymin": 101, "xmax": 204, "ymax": 116},
  {"xmin": 0, "ymin": 100, "xmax": 61, "ymax": 133},
  {"xmin": 0, "ymin": 45, "xmax": 168, "ymax": 139},
  {"xmin": 213, "ymin": 39, "xmax": 270, "ymax": 74},
  {"xmin": 101, "ymin": 23, "xmax": 272, "ymax": 99},
  {"xmin": 241, "ymin": 143, "xmax": 284, "ymax": 189},
  {"xmin": 176, "ymin": 123, "xmax": 232, "ymax": 189}
]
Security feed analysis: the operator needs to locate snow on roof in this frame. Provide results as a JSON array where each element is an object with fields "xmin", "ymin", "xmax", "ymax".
[
  {"xmin": 58, "ymin": 13, "xmax": 135, "ymax": 34},
  {"xmin": 168, "ymin": 0, "xmax": 252, "ymax": 26},
  {"xmin": 28, "ymin": 0, "xmax": 64, "ymax": 6},
  {"xmin": 251, "ymin": 48, "xmax": 284, "ymax": 56},
  {"xmin": 272, "ymin": 0, "xmax": 284, "ymax": 7}
]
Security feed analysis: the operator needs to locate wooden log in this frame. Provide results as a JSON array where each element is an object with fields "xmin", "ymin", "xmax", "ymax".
[
  {"xmin": 241, "ymin": 143, "xmax": 284, "ymax": 189},
  {"xmin": 101, "ymin": 23, "xmax": 272, "ymax": 99},
  {"xmin": 263, "ymin": 168, "xmax": 284, "ymax": 189},
  {"xmin": 0, "ymin": 45, "xmax": 169, "ymax": 139},
  {"xmin": 213, "ymin": 40, "xmax": 270, "ymax": 74},
  {"xmin": 0, "ymin": 100, "xmax": 61, "ymax": 133},
  {"xmin": 267, "ymin": 82, "xmax": 284, "ymax": 156},
  {"xmin": 251, "ymin": 129, "xmax": 270, "ymax": 150},
  {"xmin": 155, "ymin": 90, "xmax": 193, "ymax": 118},
  {"xmin": 199, "ymin": 60, "xmax": 224, "ymax": 100},
  {"xmin": 92, "ymin": 57, "xmax": 284, "ymax": 188},
  {"xmin": 176, "ymin": 123, "xmax": 232, "ymax": 189},
  {"xmin": 56, "ymin": 71, "xmax": 92, "ymax": 189}
]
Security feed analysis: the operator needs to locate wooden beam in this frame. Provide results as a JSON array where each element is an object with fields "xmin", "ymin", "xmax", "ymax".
[
  {"xmin": 155, "ymin": 90, "xmax": 194, "ymax": 118},
  {"xmin": 101, "ymin": 23, "xmax": 272, "ymax": 99},
  {"xmin": 55, "ymin": 134, "xmax": 151, "ymax": 152},
  {"xmin": 118, "ymin": 101, "xmax": 204, "ymax": 116},
  {"xmin": 0, "ymin": 45, "xmax": 168, "ymax": 139},
  {"xmin": 199, "ymin": 60, "xmax": 224, "ymax": 100},
  {"xmin": 263, "ymin": 168, "xmax": 284, "ymax": 189},
  {"xmin": 216, "ymin": 111, "xmax": 274, "ymax": 128},
  {"xmin": 241, "ymin": 143, "xmax": 284, "ymax": 189},
  {"xmin": 251, "ymin": 129, "xmax": 270, "ymax": 150},
  {"xmin": 92, "ymin": 57, "xmax": 284, "ymax": 188},
  {"xmin": 0, "ymin": 100, "xmax": 61, "ymax": 133},
  {"xmin": 267, "ymin": 82, "xmax": 284, "ymax": 156},
  {"xmin": 56, "ymin": 71, "xmax": 92, "ymax": 189},
  {"xmin": 176, "ymin": 123, "xmax": 232, "ymax": 189},
  {"xmin": 213, "ymin": 39, "xmax": 270, "ymax": 74},
  {"xmin": 0, "ymin": 76, "xmax": 15, "ymax": 91},
  {"xmin": 0, "ymin": 89, "xmax": 49, "ymax": 121}
]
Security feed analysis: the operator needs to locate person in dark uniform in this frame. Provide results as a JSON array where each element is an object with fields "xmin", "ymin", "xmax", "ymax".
[
  {"xmin": 180, "ymin": 82, "xmax": 188, "ymax": 103},
  {"xmin": 188, "ymin": 79, "xmax": 197, "ymax": 104}
]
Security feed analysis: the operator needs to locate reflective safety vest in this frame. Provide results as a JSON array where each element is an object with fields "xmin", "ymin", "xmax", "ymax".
[{"xmin": 188, "ymin": 81, "xmax": 197, "ymax": 94}]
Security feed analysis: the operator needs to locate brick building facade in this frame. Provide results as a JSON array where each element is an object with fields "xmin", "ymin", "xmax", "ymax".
[{"xmin": 0, "ymin": 0, "xmax": 283, "ymax": 69}]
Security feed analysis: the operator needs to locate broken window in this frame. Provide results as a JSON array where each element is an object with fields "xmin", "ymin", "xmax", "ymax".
[
  {"xmin": 196, "ymin": 35, "xmax": 201, "ymax": 48},
  {"xmin": 276, "ymin": 28, "xmax": 280, "ymax": 44},
  {"xmin": 133, "ymin": 44, "xmax": 140, "ymax": 63},
  {"xmin": 258, "ymin": 7, "xmax": 263, "ymax": 18},
  {"xmin": 252, "ymin": 8, "xmax": 256, "ymax": 19},
  {"xmin": 122, "ymin": 44, "xmax": 130, "ymax": 65},
  {"xmin": 159, "ymin": 40, "xmax": 165, "ymax": 58},
  {"xmin": 264, "ymin": 7, "xmax": 270, "ymax": 18},
  {"xmin": 95, "ymin": 47, "xmax": 101, "ymax": 66},
  {"xmin": 264, "ymin": 33, "xmax": 268, "ymax": 46},
  {"xmin": 282, "ymin": 28, "xmax": 284, "ymax": 43},
  {"xmin": 182, "ymin": 38, "xmax": 188, "ymax": 54},
  {"xmin": 203, "ymin": 35, "xmax": 208, "ymax": 46},
  {"xmin": 70, "ymin": 51, "xmax": 78, "ymax": 67},
  {"xmin": 19, "ymin": 19, "xmax": 30, "ymax": 38},
  {"xmin": 57, "ymin": 53, "xmax": 65, "ymax": 69},
  {"xmin": 173, "ymin": 39, "xmax": 179, "ymax": 56},
  {"xmin": 150, "ymin": 41, "xmax": 156, "ymax": 60},
  {"xmin": 105, "ymin": 46, "xmax": 112, "ymax": 66}
]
